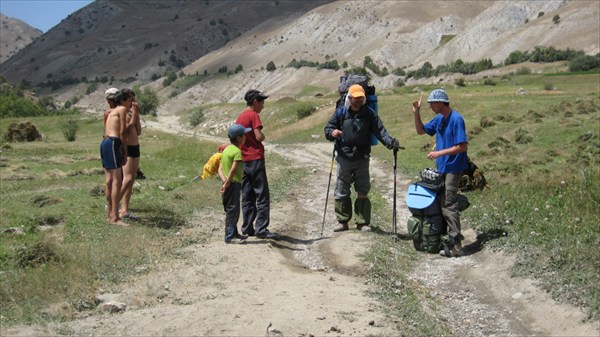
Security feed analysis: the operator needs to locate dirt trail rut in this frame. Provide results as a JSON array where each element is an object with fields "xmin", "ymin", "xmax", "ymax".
[{"xmin": 4, "ymin": 118, "xmax": 598, "ymax": 336}]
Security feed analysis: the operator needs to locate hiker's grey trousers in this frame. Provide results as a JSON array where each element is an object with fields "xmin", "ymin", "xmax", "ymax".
[{"xmin": 440, "ymin": 173, "xmax": 464, "ymax": 243}]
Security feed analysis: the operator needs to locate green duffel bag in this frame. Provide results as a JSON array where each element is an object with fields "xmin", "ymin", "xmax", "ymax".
[{"xmin": 407, "ymin": 215, "xmax": 448, "ymax": 253}]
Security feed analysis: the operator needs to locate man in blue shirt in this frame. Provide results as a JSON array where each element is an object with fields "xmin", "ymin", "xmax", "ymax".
[{"xmin": 412, "ymin": 89, "xmax": 468, "ymax": 257}]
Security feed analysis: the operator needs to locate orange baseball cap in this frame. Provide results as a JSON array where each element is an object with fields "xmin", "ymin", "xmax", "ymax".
[{"xmin": 348, "ymin": 84, "xmax": 365, "ymax": 98}]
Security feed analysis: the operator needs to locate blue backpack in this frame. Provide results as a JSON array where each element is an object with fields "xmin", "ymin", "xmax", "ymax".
[{"xmin": 335, "ymin": 74, "xmax": 379, "ymax": 146}]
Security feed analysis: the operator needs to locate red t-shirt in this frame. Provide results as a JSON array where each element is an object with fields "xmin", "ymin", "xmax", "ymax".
[{"xmin": 236, "ymin": 107, "xmax": 264, "ymax": 161}]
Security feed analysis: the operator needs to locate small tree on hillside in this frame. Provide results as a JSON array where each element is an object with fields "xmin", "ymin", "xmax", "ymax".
[
  {"xmin": 552, "ymin": 15, "xmax": 560, "ymax": 24},
  {"xmin": 135, "ymin": 87, "xmax": 159, "ymax": 116},
  {"xmin": 266, "ymin": 61, "xmax": 276, "ymax": 72}
]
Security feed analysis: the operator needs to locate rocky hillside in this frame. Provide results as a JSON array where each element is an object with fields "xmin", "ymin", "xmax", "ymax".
[
  {"xmin": 156, "ymin": 0, "xmax": 599, "ymax": 107},
  {"xmin": 0, "ymin": 0, "xmax": 331, "ymax": 85},
  {"xmin": 0, "ymin": 13, "xmax": 42, "ymax": 64},
  {"xmin": 0, "ymin": 0, "xmax": 598, "ymax": 110}
]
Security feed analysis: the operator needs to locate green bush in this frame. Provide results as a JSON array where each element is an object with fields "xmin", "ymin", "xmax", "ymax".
[
  {"xmin": 568, "ymin": 54, "xmax": 600, "ymax": 72},
  {"xmin": 189, "ymin": 107, "xmax": 204, "ymax": 127},
  {"xmin": 394, "ymin": 78, "xmax": 405, "ymax": 87},
  {"xmin": 515, "ymin": 66, "xmax": 532, "ymax": 75},
  {"xmin": 363, "ymin": 56, "xmax": 388, "ymax": 76},
  {"xmin": 0, "ymin": 95, "xmax": 43, "ymax": 118},
  {"xmin": 296, "ymin": 103, "xmax": 316, "ymax": 120},
  {"xmin": 135, "ymin": 87, "xmax": 159, "ymax": 116},
  {"xmin": 483, "ymin": 78, "xmax": 496, "ymax": 86},
  {"xmin": 61, "ymin": 117, "xmax": 79, "ymax": 141},
  {"xmin": 162, "ymin": 71, "xmax": 177, "ymax": 87},
  {"xmin": 266, "ymin": 61, "xmax": 276, "ymax": 72},
  {"xmin": 344, "ymin": 66, "xmax": 369, "ymax": 78},
  {"xmin": 455, "ymin": 78, "xmax": 466, "ymax": 87}
]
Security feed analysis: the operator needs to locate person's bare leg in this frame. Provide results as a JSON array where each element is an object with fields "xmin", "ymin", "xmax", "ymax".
[
  {"xmin": 119, "ymin": 157, "xmax": 138, "ymax": 217},
  {"xmin": 104, "ymin": 170, "xmax": 113, "ymax": 221},
  {"xmin": 110, "ymin": 168, "xmax": 128, "ymax": 226}
]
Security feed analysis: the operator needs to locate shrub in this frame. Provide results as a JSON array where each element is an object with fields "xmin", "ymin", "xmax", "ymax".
[
  {"xmin": 394, "ymin": 78, "xmax": 405, "ymax": 87},
  {"xmin": 407, "ymin": 62, "xmax": 433, "ymax": 79},
  {"xmin": 392, "ymin": 67, "xmax": 405, "ymax": 76},
  {"xmin": 266, "ymin": 61, "xmax": 276, "ymax": 72},
  {"xmin": 483, "ymin": 78, "xmax": 496, "ymax": 86},
  {"xmin": 568, "ymin": 54, "xmax": 600, "ymax": 72},
  {"xmin": 61, "ymin": 117, "xmax": 79, "ymax": 141},
  {"xmin": 363, "ymin": 56, "xmax": 388, "ymax": 76},
  {"xmin": 0, "ymin": 95, "xmax": 43, "ymax": 118},
  {"xmin": 552, "ymin": 14, "xmax": 560, "ymax": 24},
  {"xmin": 63, "ymin": 96, "xmax": 79, "ymax": 109},
  {"xmin": 163, "ymin": 71, "xmax": 177, "ymax": 87},
  {"xmin": 296, "ymin": 103, "xmax": 316, "ymax": 120},
  {"xmin": 543, "ymin": 83, "xmax": 554, "ymax": 91},
  {"xmin": 135, "ymin": 87, "xmax": 159, "ymax": 116},
  {"xmin": 317, "ymin": 59, "xmax": 340, "ymax": 71},
  {"xmin": 455, "ymin": 78, "xmax": 466, "ymax": 87},
  {"xmin": 86, "ymin": 82, "xmax": 98, "ymax": 95},
  {"xmin": 344, "ymin": 66, "xmax": 369, "ymax": 78},
  {"xmin": 287, "ymin": 59, "xmax": 317, "ymax": 69},
  {"xmin": 189, "ymin": 107, "xmax": 204, "ymax": 127},
  {"xmin": 515, "ymin": 67, "xmax": 532, "ymax": 75}
]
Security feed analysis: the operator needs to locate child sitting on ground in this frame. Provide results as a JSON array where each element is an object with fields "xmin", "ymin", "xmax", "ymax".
[{"xmin": 218, "ymin": 124, "xmax": 251, "ymax": 244}]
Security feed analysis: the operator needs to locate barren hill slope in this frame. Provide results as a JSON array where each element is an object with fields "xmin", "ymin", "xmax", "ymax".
[
  {"xmin": 0, "ymin": 0, "xmax": 331, "ymax": 84},
  {"xmin": 156, "ymin": 0, "xmax": 599, "ymax": 106},
  {"xmin": 186, "ymin": 0, "xmax": 599, "ymax": 74},
  {"xmin": 0, "ymin": 13, "xmax": 42, "ymax": 64},
  {"xmin": 1, "ymin": 0, "xmax": 599, "ymax": 111}
]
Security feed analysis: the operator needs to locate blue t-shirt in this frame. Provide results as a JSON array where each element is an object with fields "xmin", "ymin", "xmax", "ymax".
[{"xmin": 423, "ymin": 110, "xmax": 468, "ymax": 174}]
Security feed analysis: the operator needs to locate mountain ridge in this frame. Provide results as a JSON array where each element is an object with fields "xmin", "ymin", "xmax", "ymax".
[
  {"xmin": 0, "ymin": 0, "xmax": 598, "ymax": 111},
  {"xmin": 0, "ymin": 13, "xmax": 42, "ymax": 64}
]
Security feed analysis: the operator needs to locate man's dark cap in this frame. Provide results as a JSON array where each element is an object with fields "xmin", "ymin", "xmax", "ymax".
[{"xmin": 244, "ymin": 89, "xmax": 269, "ymax": 104}]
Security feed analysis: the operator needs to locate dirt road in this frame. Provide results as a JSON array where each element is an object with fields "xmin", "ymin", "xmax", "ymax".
[{"xmin": 4, "ymin": 119, "xmax": 598, "ymax": 336}]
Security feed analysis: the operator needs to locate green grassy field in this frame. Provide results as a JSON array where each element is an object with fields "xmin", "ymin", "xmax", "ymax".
[{"xmin": 1, "ymin": 69, "xmax": 598, "ymax": 330}]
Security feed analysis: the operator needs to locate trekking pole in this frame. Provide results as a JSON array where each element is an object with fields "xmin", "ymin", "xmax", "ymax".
[
  {"xmin": 392, "ymin": 148, "xmax": 398, "ymax": 241},
  {"xmin": 321, "ymin": 144, "xmax": 336, "ymax": 237}
]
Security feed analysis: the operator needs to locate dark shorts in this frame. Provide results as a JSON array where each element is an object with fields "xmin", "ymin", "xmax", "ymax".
[
  {"xmin": 100, "ymin": 136, "xmax": 124, "ymax": 169},
  {"xmin": 127, "ymin": 144, "xmax": 140, "ymax": 158}
]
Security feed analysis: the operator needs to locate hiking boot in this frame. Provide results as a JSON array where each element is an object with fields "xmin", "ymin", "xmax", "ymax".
[
  {"xmin": 235, "ymin": 233, "xmax": 248, "ymax": 240},
  {"xmin": 256, "ymin": 230, "xmax": 279, "ymax": 239},
  {"xmin": 357, "ymin": 224, "xmax": 371, "ymax": 232},
  {"xmin": 333, "ymin": 223, "xmax": 349, "ymax": 232},
  {"xmin": 226, "ymin": 238, "xmax": 246, "ymax": 244},
  {"xmin": 439, "ymin": 242, "xmax": 463, "ymax": 257},
  {"xmin": 242, "ymin": 230, "xmax": 255, "ymax": 237}
]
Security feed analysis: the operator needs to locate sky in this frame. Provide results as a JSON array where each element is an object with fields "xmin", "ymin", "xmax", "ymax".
[{"xmin": 1, "ymin": 0, "xmax": 93, "ymax": 33}]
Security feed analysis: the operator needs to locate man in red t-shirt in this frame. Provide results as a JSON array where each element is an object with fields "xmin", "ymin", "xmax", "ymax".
[{"xmin": 235, "ymin": 89, "xmax": 278, "ymax": 239}]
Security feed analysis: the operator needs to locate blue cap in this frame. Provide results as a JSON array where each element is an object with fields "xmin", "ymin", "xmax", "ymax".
[
  {"xmin": 227, "ymin": 124, "xmax": 252, "ymax": 138},
  {"xmin": 427, "ymin": 89, "xmax": 450, "ymax": 103}
]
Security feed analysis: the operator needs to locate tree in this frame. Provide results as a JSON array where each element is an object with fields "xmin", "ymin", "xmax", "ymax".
[
  {"xmin": 163, "ymin": 71, "xmax": 177, "ymax": 87},
  {"xmin": 266, "ymin": 61, "xmax": 276, "ymax": 72},
  {"xmin": 135, "ymin": 87, "xmax": 159, "ymax": 116}
]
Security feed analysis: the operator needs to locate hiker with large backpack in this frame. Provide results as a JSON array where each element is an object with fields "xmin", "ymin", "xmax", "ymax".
[
  {"xmin": 412, "ymin": 89, "xmax": 468, "ymax": 257},
  {"xmin": 324, "ymin": 79, "xmax": 401, "ymax": 233}
]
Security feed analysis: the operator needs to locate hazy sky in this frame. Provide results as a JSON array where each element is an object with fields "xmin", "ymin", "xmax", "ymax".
[{"xmin": 1, "ymin": 0, "xmax": 93, "ymax": 33}]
